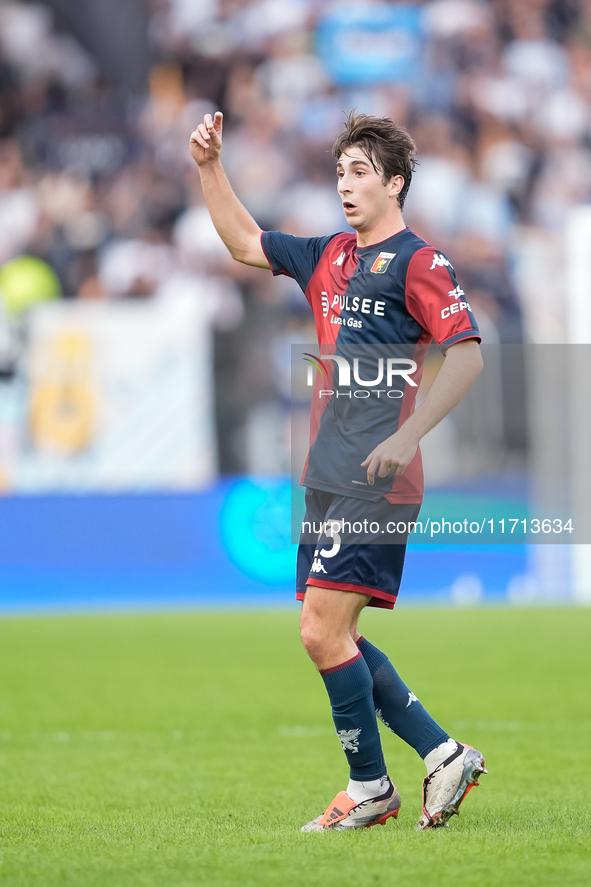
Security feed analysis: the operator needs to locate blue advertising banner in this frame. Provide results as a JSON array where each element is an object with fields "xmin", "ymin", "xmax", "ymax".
[
  {"xmin": 316, "ymin": 3, "xmax": 424, "ymax": 86},
  {"xmin": 0, "ymin": 478, "xmax": 531, "ymax": 612}
]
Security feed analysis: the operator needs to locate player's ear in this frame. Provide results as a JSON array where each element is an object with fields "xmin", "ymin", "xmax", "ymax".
[{"xmin": 388, "ymin": 175, "xmax": 404, "ymax": 199}]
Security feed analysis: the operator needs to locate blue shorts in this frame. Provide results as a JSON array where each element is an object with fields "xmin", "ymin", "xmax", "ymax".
[{"xmin": 296, "ymin": 488, "xmax": 421, "ymax": 610}]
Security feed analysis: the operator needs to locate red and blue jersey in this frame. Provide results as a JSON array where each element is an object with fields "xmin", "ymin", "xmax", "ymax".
[{"xmin": 261, "ymin": 227, "xmax": 480, "ymax": 503}]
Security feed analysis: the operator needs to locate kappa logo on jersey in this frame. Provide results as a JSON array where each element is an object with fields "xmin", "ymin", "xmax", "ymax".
[
  {"xmin": 333, "ymin": 251, "xmax": 346, "ymax": 267},
  {"xmin": 430, "ymin": 253, "xmax": 453, "ymax": 271},
  {"xmin": 371, "ymin": 251, "xmax": 396, "ymax": 274},
  {"xmin": 321, "ymin": 291, "xmax": 330, "ymax": 317},
  {"xmin": 448, "ymin": 285, "xmax": 465, "ymax": 300}
]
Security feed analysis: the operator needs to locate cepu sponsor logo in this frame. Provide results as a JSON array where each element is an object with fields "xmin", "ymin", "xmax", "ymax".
[
  {"xmin": 441, "ymin": 300, "xmax": 472, "ymax": 319},
  {"xmin": 441, "ymin": 284, "xmax": 472, "ymax": 318},
  {"xmin": 447, "ymin": 285, "xmax": 465, "ymax": 300}
]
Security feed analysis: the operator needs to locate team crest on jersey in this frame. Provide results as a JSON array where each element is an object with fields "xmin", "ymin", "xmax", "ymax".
[{"xmin": 370, "ymin": 251, "xmax": 396, "ymax": 273}]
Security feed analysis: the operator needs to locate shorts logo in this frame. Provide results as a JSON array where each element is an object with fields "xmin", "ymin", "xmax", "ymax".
[
  {"xmin": 371, "ymin": 251, "xmax": 396, "ymax": 273},
  {"xmin": 310, "ymin": 557, "xmax": 327, "ymax": 574}
]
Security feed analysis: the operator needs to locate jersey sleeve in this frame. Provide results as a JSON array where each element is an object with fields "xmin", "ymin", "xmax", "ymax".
[
  {"xmin": 261, "ymin": 231, "xmax": 336, "ymax": 295},
  {"xmin": 405, "ymin": 247, "xmax": 481, "ymax": 352}
]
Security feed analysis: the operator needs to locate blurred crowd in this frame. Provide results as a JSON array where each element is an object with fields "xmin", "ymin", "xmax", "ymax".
[{"xmin": 0, "ymin": 0, "xmax": 589, "ymax": 472}]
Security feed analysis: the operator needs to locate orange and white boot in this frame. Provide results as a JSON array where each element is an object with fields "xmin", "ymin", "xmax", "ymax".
[{"xmin": 301, "ymin": 777, "xmax": 401, "ymax": 832}]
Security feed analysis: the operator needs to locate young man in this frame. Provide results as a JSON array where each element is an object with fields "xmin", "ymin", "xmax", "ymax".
[{"xmin": 190, "ymin": 111, "xmax": 487, "ymax": 832}]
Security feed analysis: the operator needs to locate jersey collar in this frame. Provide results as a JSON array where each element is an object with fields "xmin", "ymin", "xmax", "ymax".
[{"xmin": 355, "ymin": 227, "xmax": 411, "ymax": 253}]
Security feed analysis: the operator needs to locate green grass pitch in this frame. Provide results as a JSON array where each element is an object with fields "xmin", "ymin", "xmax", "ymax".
[{"xmin": 0, "ymin": 607, "xmax": 590, "ymax": 886}]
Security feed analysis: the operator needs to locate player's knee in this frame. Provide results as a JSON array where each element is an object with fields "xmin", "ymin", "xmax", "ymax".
[
  {"xmin": 299, "ymin": 612, "xmax": 330, "ymax": 664},
  {"xmin": 299, "ymin": 620, "xmax": 321, "ymax": 661}
]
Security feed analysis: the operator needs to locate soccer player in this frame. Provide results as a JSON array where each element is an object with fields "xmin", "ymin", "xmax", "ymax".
[{"xmin": 190, "ymin": 111, "xmax": 487, "ymax": 831}]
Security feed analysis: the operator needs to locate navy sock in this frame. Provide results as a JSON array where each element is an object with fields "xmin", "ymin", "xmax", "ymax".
[
  {"xmin": 357, "ymin": 636, "xmax": 449, "ymax": 758},
  {"xmin": 320, "ymin": 651, "xmax": 387, "ymax": 781}
]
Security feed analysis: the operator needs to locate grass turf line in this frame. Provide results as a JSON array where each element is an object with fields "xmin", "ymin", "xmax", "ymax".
[{"xmin": 0, "ymin": 608, "xmax": 589, "ymax": 886}]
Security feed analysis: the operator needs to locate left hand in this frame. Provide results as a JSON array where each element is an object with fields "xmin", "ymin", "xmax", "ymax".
[{"xmin": 361, "ymin": 430, "xmax": 419, "ymax": 485}]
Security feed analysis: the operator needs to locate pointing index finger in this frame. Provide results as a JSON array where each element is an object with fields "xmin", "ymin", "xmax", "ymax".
[{"xmin": 366, "ymin": 455, "xmax": 380, "ymax": 485}]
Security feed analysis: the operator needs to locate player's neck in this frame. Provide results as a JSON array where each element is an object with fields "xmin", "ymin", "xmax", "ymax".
[{"xmin": 356, "ymin": 208, "xmax": 406, "ymax": 249}]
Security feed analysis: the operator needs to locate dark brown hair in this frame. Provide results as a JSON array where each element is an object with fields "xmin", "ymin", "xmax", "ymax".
[{"xmin": 332, "ymin": 111, "xmax": 417, "ymax": 209}]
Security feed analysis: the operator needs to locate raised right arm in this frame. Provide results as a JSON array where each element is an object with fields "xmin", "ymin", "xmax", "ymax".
[{"xmin": 189, "ymin": 112, "xmax": 270, "ymax": 269}]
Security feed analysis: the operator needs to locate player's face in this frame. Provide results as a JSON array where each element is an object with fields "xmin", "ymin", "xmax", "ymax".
[{"xmin": 336, "ymin": 147, "xmax": 401, "ymax": 232}]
